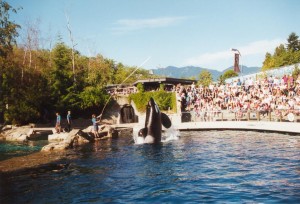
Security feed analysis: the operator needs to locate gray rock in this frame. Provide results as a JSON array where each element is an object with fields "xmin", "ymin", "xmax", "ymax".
[
  {"xmin": 3, "ymin": 126, "xmax": 31, "ymax": 141},
  {"xmin": 41, "ymin": 129, "xmax": 92, "ymax": 151}
]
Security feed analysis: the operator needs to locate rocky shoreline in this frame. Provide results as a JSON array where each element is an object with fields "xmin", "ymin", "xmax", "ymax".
[
  {"xmin": 1, "ymin": 122, "xmax": 114, "ymax": 146},
  {"xmin": 0, "ymin": 120, "xmax": 137, "ymax": 172},
  {"xmin": 0, "ymin": 118, "xmax": 120, "ymax": 173}
]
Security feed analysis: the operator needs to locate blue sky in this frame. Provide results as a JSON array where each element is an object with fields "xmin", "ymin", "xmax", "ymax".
[{"xmin": 8, "ymin": 0, "xmax": 300, "ymax": 71}]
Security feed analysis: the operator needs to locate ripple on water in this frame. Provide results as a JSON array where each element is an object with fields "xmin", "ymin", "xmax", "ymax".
[
  {"xmin": 1, "ymin": 130, "xmax": 300, "ymax": 203},
  {"xmin": 0, "ymin": 140, "xmax": 49, "ymax": 161}
]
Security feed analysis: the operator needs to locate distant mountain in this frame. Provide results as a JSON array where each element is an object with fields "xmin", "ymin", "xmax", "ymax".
[
  {"xmin": 151, "ymin": 65, "xmax": 261, "ymax": 81},
  {"xmin": 152, "ymin": 66, "xmax": 220, "ymax": 80},
  {"xmin": 222, "ymin": 66, "xmax": 261, "ymax": 76}
]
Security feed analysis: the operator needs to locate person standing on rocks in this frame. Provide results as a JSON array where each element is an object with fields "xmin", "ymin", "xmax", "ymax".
[
  {"xmin": 67, "ymin": 110, "xmax": 72, "ymax": 132},
  {"xmin": 92, "ymin": 114, "xmax": 99, "ymax": 138},
  {"xmin": 55, "ymin": 112, "xmax": 61, "ymax": 134}
]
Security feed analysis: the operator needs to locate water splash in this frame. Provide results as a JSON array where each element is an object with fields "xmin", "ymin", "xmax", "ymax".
[
  {"xmin": 132, "ymin": 125, "xmax": 144, "ymax": 144},
  {"xmin": 162, "ymin": 126, "xmax": 180, "ymax": 142},
  {"xmin": 132, "ymin": 125, "xmax": 180, "ymax": 144}
]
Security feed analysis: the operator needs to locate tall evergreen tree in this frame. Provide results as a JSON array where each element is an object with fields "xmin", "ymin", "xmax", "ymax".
[
  {"xmin": 50, "ymin": 41, "xmax": 74, "ymax": 111},
  {"xmin": 287, "ymin": 32, "xmax": 300, "ymax": 52}
]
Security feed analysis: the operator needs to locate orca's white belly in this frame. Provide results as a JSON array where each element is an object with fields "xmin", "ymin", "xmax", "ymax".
[
  {"xmin": 144, "ymin": 135, "xmax": 155, "ymax": 144},
  {"xmin": 136, "ymin": 136, "xmax": 145, "ymax": 144}
]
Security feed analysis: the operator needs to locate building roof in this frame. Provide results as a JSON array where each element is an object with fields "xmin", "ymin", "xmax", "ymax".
[{"xmin": 133, "ymin": 77, "xmax": 197, "ymax": 86}]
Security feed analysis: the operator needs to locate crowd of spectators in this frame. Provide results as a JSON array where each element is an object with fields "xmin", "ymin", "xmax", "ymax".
[{"xmin": 176, "ymin": 74, "xmax": 300, "ymax": 121}]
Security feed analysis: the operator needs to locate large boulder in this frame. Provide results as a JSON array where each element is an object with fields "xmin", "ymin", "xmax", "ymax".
[
  {"xmin": 41, "ymin": 142, "xmax": 69, "ymax": 151},
  {"xmin": 2, "ymin": 126, "xmax": 31, "ymax": 142},
  {"xmin": 41, "ymin": 129, "xmax": 93, "ymax": 152},
  {"xmin": 48, "ymin": 132, "xmax": 69, "ymax": 141}
]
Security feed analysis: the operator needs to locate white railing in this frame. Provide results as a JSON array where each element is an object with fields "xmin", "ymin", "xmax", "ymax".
[
  {"xmin": 225, "ymin": 63, "xmax": 299, "ymax": 84},
  {"xmin": 181, "ymin": 109, "xmax": 300, "ymax": 123}
]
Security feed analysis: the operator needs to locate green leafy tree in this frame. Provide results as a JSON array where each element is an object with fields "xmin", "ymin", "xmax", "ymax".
[
  {"xmin": 4, "ymin": 69, "xmax": 49, "ymax": 124},
  {"xmin": 0, "ymin": 1, "xmax": 172, "ymax": 124},
  {"xmin": 0, "ymin": 1, "xmax": 20, "ymax": 58},
  {"xmin": 1, "ymin": 47, "xmax": 52, "ymax": 124},
  {"xmin": 262, "ymin": 52, "xmax": 275, "ymax": 70},
  {"xmin": 198, "ymin": 70, "xmax": 213, "ymax": 87},
  {"xmin": 292, "ymin": 65, "xmax": 300, "ymax": 80},
  {"xmin": 0, "ymin": 1, "xmax": 20, "ymax": 123},
  {"xmin": 79, "ymin": 54, "xmax": 112, "ymax": 113},
  {"xmin": 222, "ymin": 70, "xmax": 238, "ymax": 80},
  {"xmin": 218, "ymin": 75, "xmax": 224, "ymax": 85},
  {"xmin": 113, "ymin": 63, "xmax": 128, "ymax": 84},
  {"xmin": 273, "ymin": 44, "xmax": 287, "ymax": 67},
  {"xmin": 218, "ymin": 69, "xmax": 239, "ymax": 85},
  {"xmin": 262, "ymin": 33, "xmax": 300, "ymax": 71},
  {"xmin": 79, "ymin": 86, "xmax": 109, "ymax": 110},
  {"xmin": 85, "ymin": 54, "xmax": 115, "ymax": 87}
]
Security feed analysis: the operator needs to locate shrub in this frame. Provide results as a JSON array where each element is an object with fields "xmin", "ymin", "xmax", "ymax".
[
  {"xmin": 129, "ymin": 91, "xmax": 176, "ymax": 113},
  {"xmin": 136, "ymin": 83, "xmax": 144, "ymax": 93}
]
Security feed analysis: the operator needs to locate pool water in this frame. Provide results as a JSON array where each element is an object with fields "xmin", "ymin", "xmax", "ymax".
[
  {"xmin": 1, "ymin": 130, "xmax": 300, "ymax": 203},
  {"xmin": 0, "ymin": 140, "xmax": 49, "ymax": 161}
]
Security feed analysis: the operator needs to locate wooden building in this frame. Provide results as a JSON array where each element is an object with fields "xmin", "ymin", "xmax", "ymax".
[
  {"xmin": 133, "ymin": 77, "xmax": 197, "ymax": 91},
  {"xmin": 106, "ymin": 77, "xmax": 197, "ymax": 94}
]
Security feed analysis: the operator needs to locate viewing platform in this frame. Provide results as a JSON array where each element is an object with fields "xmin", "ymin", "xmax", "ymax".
[
  {"xmin": 114, "ymin": 111, "xmax": 300, "ymax": 135},
  {"xmin": 175, "ymin": 121, "xmax": 300, "ymax": 135}
]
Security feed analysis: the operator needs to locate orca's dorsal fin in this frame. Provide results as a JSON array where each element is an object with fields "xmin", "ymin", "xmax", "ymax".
[{"xmin": 161, "ymin": 113, "xmax": 172, "ymax": 128}]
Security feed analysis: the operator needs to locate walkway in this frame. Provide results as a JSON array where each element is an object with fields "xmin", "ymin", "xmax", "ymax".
[
  {"xmin": 27, "ymin": 127, "xmax": 56, "ymax": 139},
  {"xmin": 114, "ymin": 113, "xmax": 300, "ymax": 135},
  {"xmin": 175, "ymin": 121, "xmax": 300, "ymax": 134}
]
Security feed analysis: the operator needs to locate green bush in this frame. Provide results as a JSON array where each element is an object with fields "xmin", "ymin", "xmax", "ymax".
[
  {"xmin": 292, "ymin": 64, "xmax": 300, "ymax": 80},
  {"xmin": 136, "ymin": 83, "xmax": 144, "ymax": 93},
  {"xmin": 129, "ymin": 91, "xmax": 177, "ymax": 113},
  {"xmin": 4, "ymin": 101, "xmax": 40, "ymax": 125}
]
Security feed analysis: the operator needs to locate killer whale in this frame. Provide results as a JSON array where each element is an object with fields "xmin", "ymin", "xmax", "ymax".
[{"xmin": 138, "ymin": 97, "xmax": 172, "ymax": 144}]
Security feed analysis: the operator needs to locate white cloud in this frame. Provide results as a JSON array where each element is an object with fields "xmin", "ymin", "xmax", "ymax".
[
  {"xmin": 112, "ymin": 16, "xmax": 188, "ymax": 33},
  {"xmin": 240, "ymin": 39, "xmax": 285, "ymax": 56},
  {"xmin": 186, "ymin": 50, "xmax": 232, "ymax": 66},
  {"xmin": 185, "ymin": 39, "xmax": 285, "ymax": 70}
]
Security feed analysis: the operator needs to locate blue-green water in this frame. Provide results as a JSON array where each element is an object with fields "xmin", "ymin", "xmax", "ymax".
[
  {"xmin": 1, "ymin": 130, "xmax": 300, "ymax": 203},
  {"xmin": 0, "ymin": 140, "xmax": 48, "ymax": 161}
]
